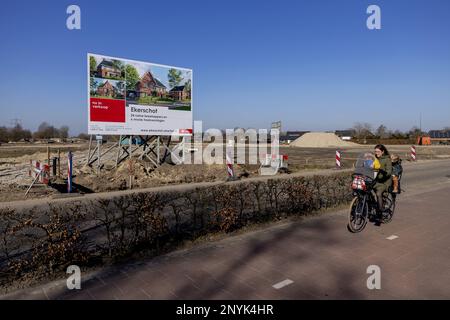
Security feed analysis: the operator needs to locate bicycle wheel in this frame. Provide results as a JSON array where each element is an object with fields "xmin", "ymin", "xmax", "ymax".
[
  {"xmin": 347, "ymin": 196, "xmax": 368, "ymax": 233},
  {"xmin": 382, "ymin": 193, "xmax": 396, "ymax": 224}
]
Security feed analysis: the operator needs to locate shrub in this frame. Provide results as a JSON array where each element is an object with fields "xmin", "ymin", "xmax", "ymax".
[{"xmin": 0, "ymin": 171, "xmax": 352, "ymax": 287}]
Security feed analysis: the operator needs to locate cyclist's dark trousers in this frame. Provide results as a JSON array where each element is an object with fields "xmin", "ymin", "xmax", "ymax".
[{"xmin": 374, "ymin": 182, "xmax": 389, "ymax": 212}]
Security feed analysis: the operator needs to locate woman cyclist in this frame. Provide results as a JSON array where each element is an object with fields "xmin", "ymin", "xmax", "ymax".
[{"xmin": 373, "ymin": 144, "xmax": 392, "ymax": 214}]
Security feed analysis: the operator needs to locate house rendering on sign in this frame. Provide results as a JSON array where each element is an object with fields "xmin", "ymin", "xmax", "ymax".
[
  {"xmin": 135, "ymin": 71, "xmax": 167, "ymax": 98},
  {"xmin": 169, "ymin": 85, "xmax": 190, "ymax": 101},
  {"xmin": 97, "ymin": 80, "xmax": 117, "ymax": 97},
  {"xmin": 97, "ymin": 59, "xmax": 122, "ymax": 79}
]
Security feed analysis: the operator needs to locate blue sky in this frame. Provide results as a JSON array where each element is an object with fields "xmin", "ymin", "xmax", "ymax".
[{"xmin": 0, "ymin": 0, "xmax": 449, "ymax": 135}]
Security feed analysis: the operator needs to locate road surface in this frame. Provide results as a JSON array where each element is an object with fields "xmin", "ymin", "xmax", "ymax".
[{"xmin": 3, "ymin": 159, "xmax": 450, "ymax": 299}]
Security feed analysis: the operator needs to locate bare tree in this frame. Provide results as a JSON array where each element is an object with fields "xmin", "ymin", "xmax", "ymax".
[
  {"xmin": 33, "ymin": 123, "xmax": 69, "ymax": 140},
  {"xmin": 353, "ymin": 122, "xmax": 373, "ymax": 139},
  {"xmin": 77, "ymin": 133, "xmax": 89, "ymax": 140},
  {"xmin": 0, "ymin": 127, "xmax": 7, "ymax": 142},
  {"xmin": 408, "ymin": 126, "xmax": 423, "ymax": 138},
  {"xmin": 392, "ymin": 130, "xmax": 407, "ymax": 139},
  {"xmin": 375, "ymin": 124, "xmax": 390, "ymax": 139},
  {"xmin": 34, "ymin": 122, "xmax": 55, "ymax": 139},
  {"xmin": 59, "ymin": 126, "xmax": 69, "ymax": 139},
  {"xmin": 0, "ymin": 124, "xmax": 32, "ymax": 142}
]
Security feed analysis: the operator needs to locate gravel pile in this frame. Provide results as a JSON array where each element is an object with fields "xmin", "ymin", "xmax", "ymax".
[{"xmin": 290, "ymin": 132, "xmax": 358, "ymax": 148}]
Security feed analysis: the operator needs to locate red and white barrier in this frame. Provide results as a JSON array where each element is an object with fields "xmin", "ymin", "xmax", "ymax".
[
  {"xmin": 226, "ymin": 152, "xmax": 234, "ymax": 178},
  {"xmin": 29, "ymin": 160, "xmax": 50, "ymax": 184},
  {"xmin": 336, "ymin": 150, "xmax": 342, "ymax": 169},
  {"xmin": 261, "ymin": 154, "xmax": 289, "ymax": 170},
  {"xmin": 29, "ymin": 159, "xmax": 38, "ymax": 177},
  {"xmin": 67, "ymin": 151, "xmax": 73, "ymax": 193},
  {"xmin": 411, "ymin": 145, "xmax": 417, "ymax": 161}
]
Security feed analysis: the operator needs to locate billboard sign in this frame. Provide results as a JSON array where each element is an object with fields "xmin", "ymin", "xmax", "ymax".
[{"xmin": 88, "ymin": 53, "xmax": 192, "ymax": 136}]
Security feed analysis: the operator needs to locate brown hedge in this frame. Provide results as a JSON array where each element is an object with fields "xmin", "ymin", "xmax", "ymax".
[{"xmin": 0, "ymin": 171, "xmax": 352, "ymax": 287}]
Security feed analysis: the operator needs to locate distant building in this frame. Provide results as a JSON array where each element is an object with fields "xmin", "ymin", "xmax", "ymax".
[
  {"xmin": 335, "ymin": 130, "xmax": 355, "ymax": 141},
  {"xmin": 428, "ymin": 130, "xmax": 450, "ymax": 139},
  {"xmin": 428, "ymin": 129, "xmax": 450, "ymax": 144},
  {"xmin": 280, "ymin": 131, "xmax": 309, "ymax": 144},
  {"xmin": 286, "ymin": 131, "xmax": 309, "ymax": 138}
]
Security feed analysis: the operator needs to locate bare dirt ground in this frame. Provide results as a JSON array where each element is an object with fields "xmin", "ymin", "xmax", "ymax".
[
  {"xmin": 0, "ymin": 142, "xmax": 90, "ymax": 202},
  {"xmin": 1, "ymin": 142, "xmax": 450, "ymax": 203}
]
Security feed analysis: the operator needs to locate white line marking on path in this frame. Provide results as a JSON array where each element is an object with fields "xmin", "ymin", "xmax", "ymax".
[
  {"xmin": 272, "ymin": 279, "xmax": 294, "ymax": 290},
  {"xmin": 386, "ymin": 235, "xmax": 399, "ymax": 240}
]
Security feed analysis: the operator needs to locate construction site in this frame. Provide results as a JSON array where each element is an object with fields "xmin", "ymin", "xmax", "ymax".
[
  {"xmin": 1, "ymin": 132, "xmax": 450, "ymax": 203},
  {"xmin": 1, "ymin": 1, "xmax": 450, "ymax": 304}
]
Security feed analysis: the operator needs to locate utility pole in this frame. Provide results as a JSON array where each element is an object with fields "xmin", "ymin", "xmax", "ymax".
[
  {"xmin": 420, "ymin": 113, "xmax": 422, "ymax": 133},
  {"xmin": 9, "ymin": 118, "xmax": 21, "ymax": 127}
]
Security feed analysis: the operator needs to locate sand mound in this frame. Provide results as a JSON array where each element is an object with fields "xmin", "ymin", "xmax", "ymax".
[{"xmin": 290, "ymin": 132, "xmax": 358, "ymax": 148}]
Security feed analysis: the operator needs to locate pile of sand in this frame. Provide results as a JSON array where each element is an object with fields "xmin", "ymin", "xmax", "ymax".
[{"xmin": 290, "ymin": 132, "xmax": 358, "ymax": 148}]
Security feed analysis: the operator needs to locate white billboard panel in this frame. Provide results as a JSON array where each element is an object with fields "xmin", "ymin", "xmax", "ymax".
[{"xmin": 88, "ymin": 53, "xmax": 192, "ymax": 135}]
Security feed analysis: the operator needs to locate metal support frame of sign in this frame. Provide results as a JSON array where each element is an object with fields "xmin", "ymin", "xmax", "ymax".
[
  {"xmin": 86, "ymin": 134, "xmax": 187, "ymax": 169},
  {"xmin": 161, "ymin": 136, "xmax": 186, "ymax": 165},
  {"xmin": 86, "ymin": 135, "xmax": 116, "ymax": 169},
  {"xmin": 115, "ymin": 135, "xmax": 185, "ymax": 168},
  {"xmin": 137, "ymin": 136, "xmax": 162, "ymax": 167},
  {"xmin": 116, "ymin": 135, "xmax": 137, "ymax": 167}
]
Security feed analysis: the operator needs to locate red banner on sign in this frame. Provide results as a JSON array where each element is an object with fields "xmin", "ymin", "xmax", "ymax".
[{"xmin": 90, "ymin": 98, "xmax": 125, "ymax": 123}]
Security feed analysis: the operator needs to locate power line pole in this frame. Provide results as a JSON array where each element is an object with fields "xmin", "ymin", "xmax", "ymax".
[
  {"xmin": 9, "ymin": 118, "xmax": 21, "ymax": 127},
  {"xmin": 419, "ymin": 113, "xmax": 422, "ymax": 133}
]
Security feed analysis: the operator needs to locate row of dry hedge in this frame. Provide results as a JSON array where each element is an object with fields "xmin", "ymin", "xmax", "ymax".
[{"xmin": 0, "ymin": 172, "xmax": 352, "ymax": 287}]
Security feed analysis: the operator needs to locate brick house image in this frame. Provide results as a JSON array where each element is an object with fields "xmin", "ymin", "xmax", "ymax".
[
  {"xmin": 97, "ymin": 59, "xmax": 122, "ymax": 79},
  {"xmin": 135, "ymin": 72, "xmax": 167, "ymax": 98},
  {"xmin": 97, "ymin": 80, "xmax": 117, "ymax": 97},
  {"xmin": 169, "ymin": 85, "xmax": 190, "ymax": 101}
]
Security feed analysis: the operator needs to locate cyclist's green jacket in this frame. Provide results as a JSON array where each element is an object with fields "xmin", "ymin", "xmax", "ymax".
[{"xmin": 376, "ymin": 154, "xmax": 393, "ymax": 186}]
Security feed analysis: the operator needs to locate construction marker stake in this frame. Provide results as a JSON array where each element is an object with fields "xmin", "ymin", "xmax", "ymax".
[
  {"xmin": 411, "ymin": 145, "xmax": 417, "ymax": 161},
  {"xmin": 67, "ymin": 151, "xmax": 73, "ymax": 193},
  {"xmin": 336, "ymin": 150, "xmax": 342, "ymax": 169},
  {"xmin": 226, "ymin": 151, "xmax": 235, "ymax": 179}
]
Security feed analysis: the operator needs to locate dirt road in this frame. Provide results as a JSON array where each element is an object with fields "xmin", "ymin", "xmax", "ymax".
[{"xmin": 1, "ymin": 143, "xmax": 449, "ymax": 203}]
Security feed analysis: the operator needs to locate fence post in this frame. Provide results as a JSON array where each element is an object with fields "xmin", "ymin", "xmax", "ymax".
[
  {"xmin": 58, "ymin": 148, "xmax": 61, "ymax": 177},
  {"xmin": 52, "ymin": 157, "xmax": 57, "ymax": 176}
]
